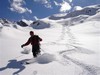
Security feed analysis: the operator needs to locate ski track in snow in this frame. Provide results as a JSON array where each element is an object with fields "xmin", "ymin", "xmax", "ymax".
[
  {"xmin": 40, "ymin": 23, "xmax": 100, "ymax": 75},
  {"xmin": 49, "ymin": 23, "xmax": 100, "ymax": 75},
  {"xmin": 60, "ymin": 54, "xmax": 100, "ymax": 75},
  {"xmin": 56, "ymin": 25, "xmax": 100, "ymax": 75}
]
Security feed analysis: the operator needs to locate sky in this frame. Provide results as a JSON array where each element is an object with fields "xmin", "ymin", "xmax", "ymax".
[{"xmin": 0, "ymin": 0, "xmax": 100, "ymax": 21}]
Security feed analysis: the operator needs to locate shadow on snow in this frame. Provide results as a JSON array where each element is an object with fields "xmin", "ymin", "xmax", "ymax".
[{"xmin": 0, "ymin": 59, "xmax": 26, "ymax": 75}]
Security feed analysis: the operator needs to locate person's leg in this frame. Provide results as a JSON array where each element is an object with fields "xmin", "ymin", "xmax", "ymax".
[
  {"xmin": 32, "ymin": 46, "xmax": 36, "ymax": 58},
  {"xmin": 35, "ymin": 45, "xmax": 41, "ymax": 55},
  {"xmin": 32, "ymin": 45, "xmax": 40, "ymax": 58},
  {"xmin": 33, "ymin": 45, "xmax": 41, "ymax": 57},
  {"xmin": 33, "ymin": 52, "xmax": 37, "ymax": 57}
]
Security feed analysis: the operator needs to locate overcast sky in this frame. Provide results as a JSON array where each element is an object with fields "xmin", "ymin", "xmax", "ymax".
[{"xmin": 0, "ymin": 0, "xmax": 100, "ymax": 21}]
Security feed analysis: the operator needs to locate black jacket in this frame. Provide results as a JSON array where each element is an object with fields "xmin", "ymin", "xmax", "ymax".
[{"xmin": 23, "ymin": 35, "xmax": 42, "ymax": 46}]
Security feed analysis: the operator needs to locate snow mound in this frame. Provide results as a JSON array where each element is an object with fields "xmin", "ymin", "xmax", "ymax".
[
  {"xmin": 36, "ymin": 53, "xmax": 55, "ymax": 64},
  {"xmin": 30, "ymin": 20, "xmax": 50, "ymax": 29},
  {"xmin": 21, "ymin": 19, "xmax": 33, "ymax": 25},
  {"xmin": 21, "ymin": 47, "xmax": 31, "ymax": 54},
  {"xmin": 71, "ymin": 21, "xmax": 100, "ymax": 35},
  {"xmin": 86, "ymin": 12, "xmax": 100, "ymax": 21}
]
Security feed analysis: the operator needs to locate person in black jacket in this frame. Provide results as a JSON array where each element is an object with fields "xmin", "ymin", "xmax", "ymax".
[{"xmin": 21, "ymin": 31, "xmax": 42, "ymax": 58}]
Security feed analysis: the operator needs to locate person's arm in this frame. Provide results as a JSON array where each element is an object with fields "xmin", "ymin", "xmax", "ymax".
[
  {"xmin": 38, "ymin": 36, "xmax": 42, "ymax": 41},
  {"xmin": 21, "ymin": 38, "xmax": 31, "ymax": 48}
]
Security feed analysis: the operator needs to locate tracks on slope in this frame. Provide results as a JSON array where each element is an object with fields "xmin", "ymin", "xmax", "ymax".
[
  {"xmin": 59, "ymin": 52, "xmax": 100, "ymax": 75},
  {"xmin": 42, "ymin": 22, "xmax": 100, "ymax": 75}
]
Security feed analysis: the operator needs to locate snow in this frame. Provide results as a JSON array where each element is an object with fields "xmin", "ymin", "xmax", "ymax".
[
  {"xmin": 21, "ymin": 19, "xmax": 33, "ymax": 25},
  {"xmin": 0, "ymin": 5, "xmax": 100, "ymax": 75},
  {"xmin": 73, "ymin": 6, "xmax": 83, "ymax": 11}
]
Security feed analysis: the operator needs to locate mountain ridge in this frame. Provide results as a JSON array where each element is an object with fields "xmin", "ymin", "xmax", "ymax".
[{"xmin": 0, "ymin": 4, "xmax": 100, "ymax": 29}]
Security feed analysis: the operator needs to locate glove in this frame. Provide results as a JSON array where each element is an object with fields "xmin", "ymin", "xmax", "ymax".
[{"xmin": 21, "ymin": 44, "xmax": 24, "ymax": 48}]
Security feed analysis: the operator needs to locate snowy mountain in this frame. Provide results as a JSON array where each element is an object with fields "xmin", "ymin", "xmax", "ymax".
[
  {"xmin": 0, "ymin": 4, "xmax": 100, "ymax": 75},
  {"xmin": 1, "ymin": 5, "xmax": 100, "ymax": 28},
  {"xmin": 49, "ymin": 5, "xmax": 100, "ymax": 20},
  {"xmin": 49, "ymin": 4, "xmax": 100, "ymax": 25},
  {"xmin": 30, "ymin": 20, "xmax": 51, "ymax": 29}
]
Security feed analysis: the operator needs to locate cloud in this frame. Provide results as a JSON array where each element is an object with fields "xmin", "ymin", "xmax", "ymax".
[
  {"xmin": 54, "ymin": 0, "xmax": 72, "ymax": 12},
  {"xmin": 69, "ymin": 0, "xmax": 73, "ymax": 2},
  {"xmin": 33, "ymin": 0, "xmax": 73, "ymax": 11},
  {"xmin": 66, "ymin": 0, "xmax": 73, "ymax": 3},
  {"xmin": 34, "ymin": 0, "xmax": 52, "ymax": 8},
  {"xmin": 9, "ymin": 0, "xmax": 32, "ymax": 14},
  {"xmin": 73, "ymin": 6, "xmax": 83, "ymax": 11},
  {"xmin": 33, "ymin": 16, "xmax": 39, "ymax": 20},
  {"xmin": 60, "ymin": 1, "xmax": 71, "ymax": 12},
  {"xmin": 54, "ymin": 1, "xmax": 59, "ymax": 6}
]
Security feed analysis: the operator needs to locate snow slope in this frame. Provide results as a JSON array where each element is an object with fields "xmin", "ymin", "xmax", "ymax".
[{"xmin": 0, "ymin": 5, "xmax": 100, "ymax": 75}]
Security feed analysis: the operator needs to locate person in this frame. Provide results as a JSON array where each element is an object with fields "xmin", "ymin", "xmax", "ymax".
[{"xmin": 21, "ymin": 31, "xmax": 42, "ymax": 58}]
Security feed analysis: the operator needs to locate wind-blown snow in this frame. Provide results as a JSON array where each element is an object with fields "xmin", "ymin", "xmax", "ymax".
[{"xmin": 0, "ymin": 4, "xmax": 100, "ymax": 75}]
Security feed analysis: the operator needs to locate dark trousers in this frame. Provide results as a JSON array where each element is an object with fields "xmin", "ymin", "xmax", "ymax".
[{"xmin": 32, "ymin": 45, "xmax": 40, "ymax": 57}]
